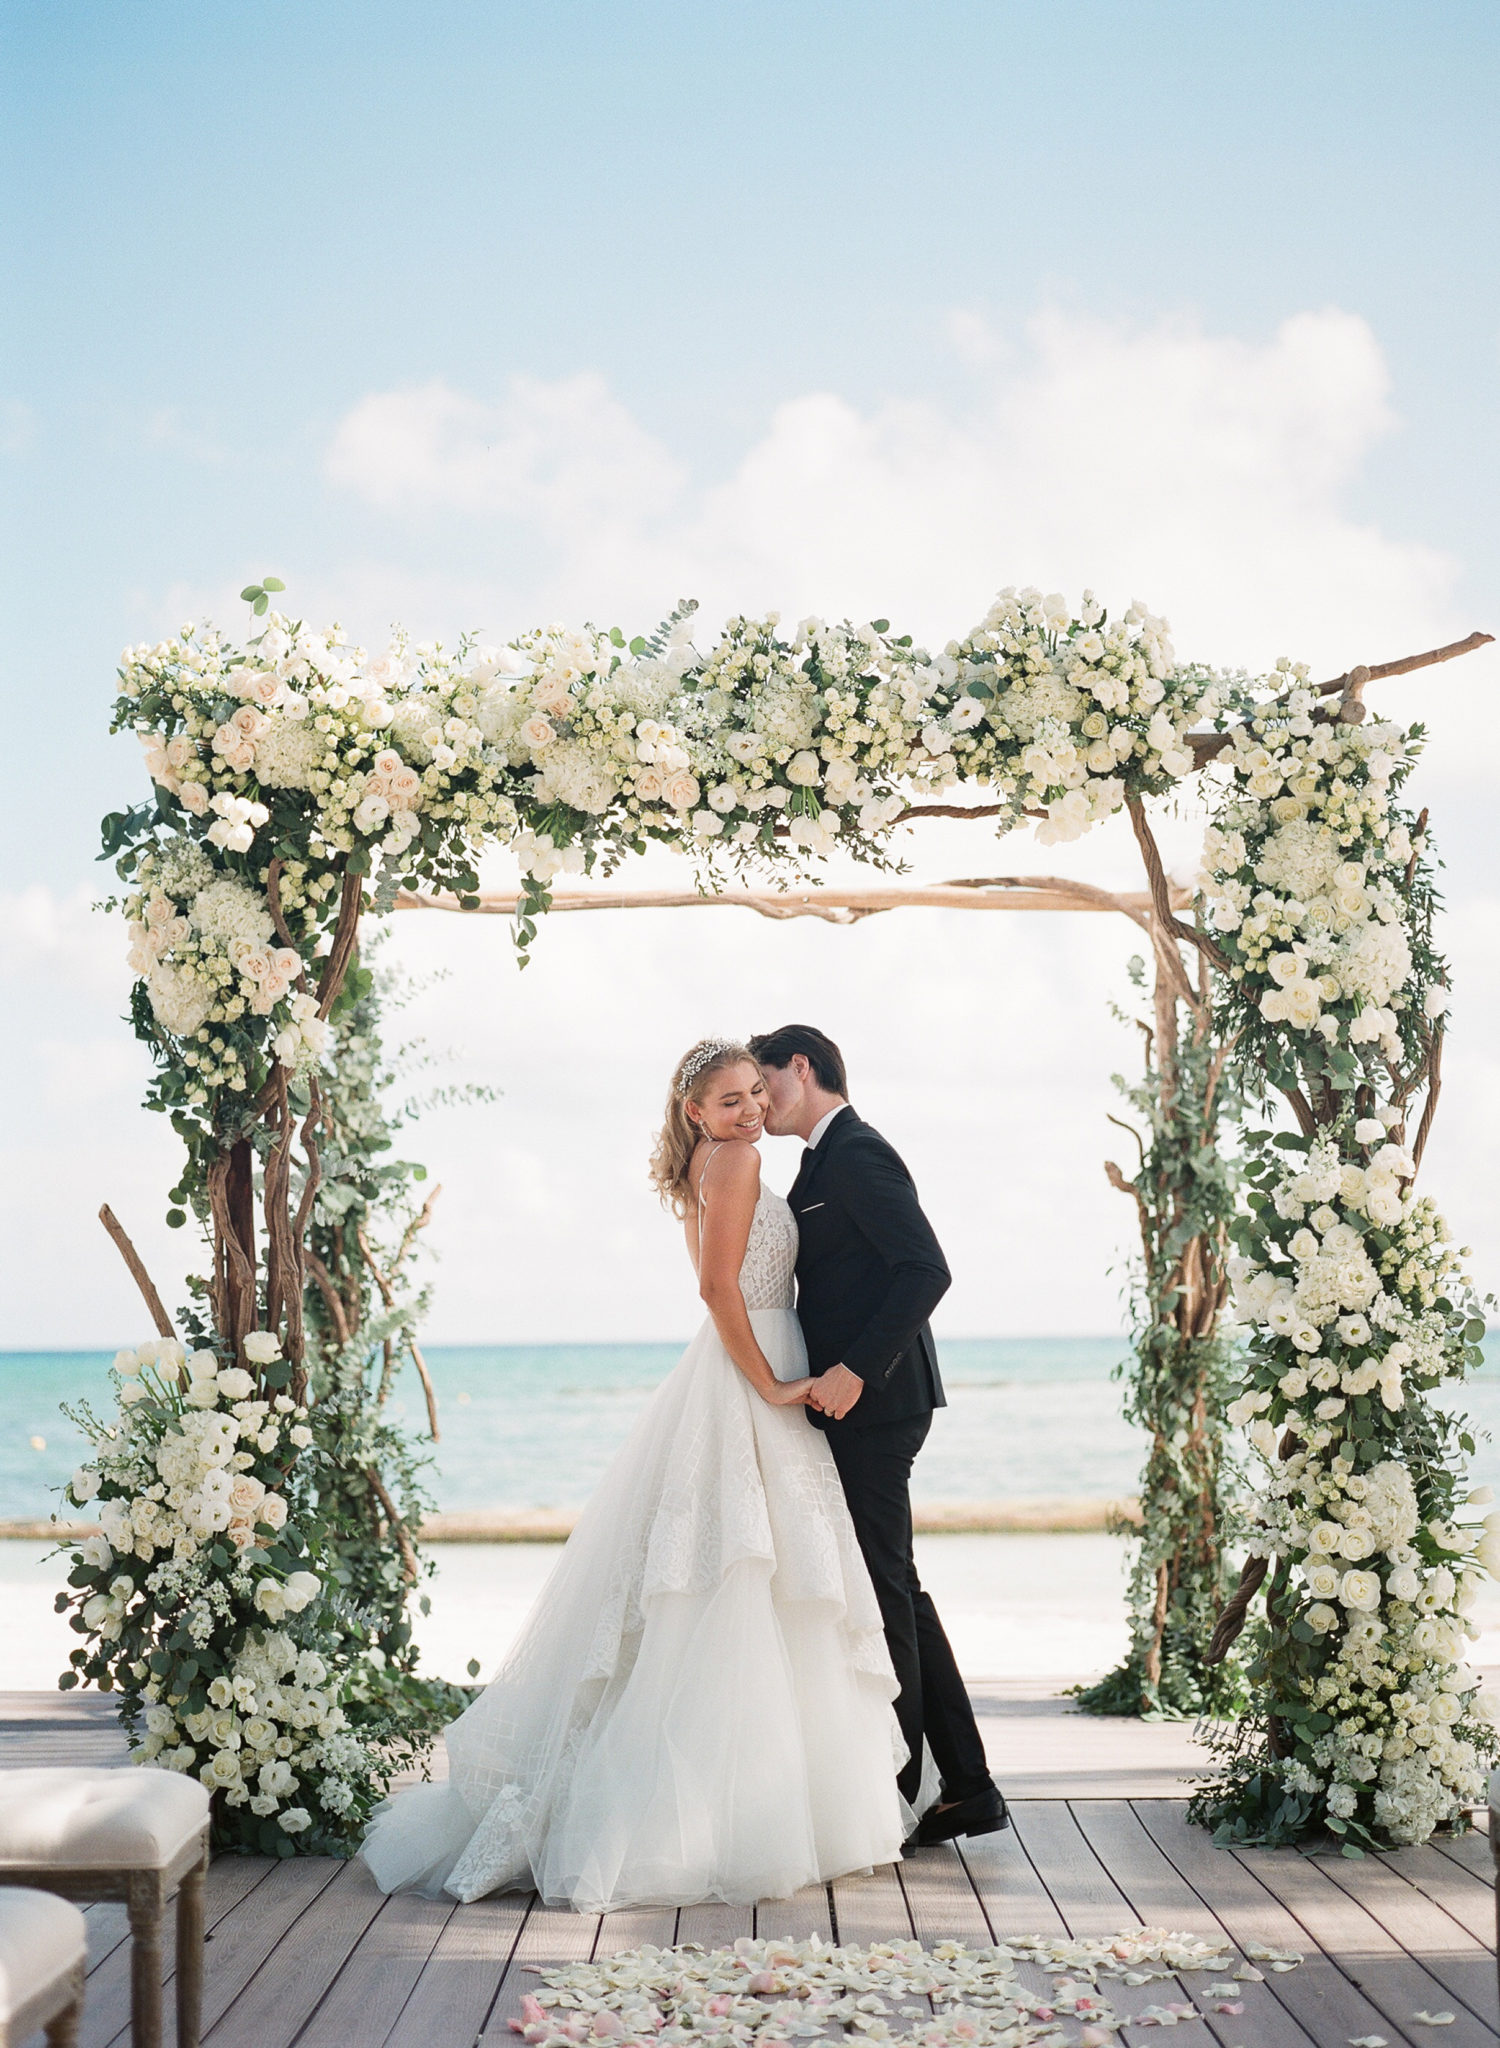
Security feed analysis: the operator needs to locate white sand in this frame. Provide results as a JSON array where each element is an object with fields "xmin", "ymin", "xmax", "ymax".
[{"xmin": 9, "ymin": 1532, "xmax": 1500, "ymax": 1692}]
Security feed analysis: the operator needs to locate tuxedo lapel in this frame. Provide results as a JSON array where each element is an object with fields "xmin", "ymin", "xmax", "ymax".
[{"xmin": 792, "ymin": 1105, "xmax": 857, "ymax": 1209}]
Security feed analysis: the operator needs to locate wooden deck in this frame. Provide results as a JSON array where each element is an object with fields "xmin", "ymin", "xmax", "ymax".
[{"xmin": 5, "ymin": 1688, "xmax": 1497, "ymax": 2048}]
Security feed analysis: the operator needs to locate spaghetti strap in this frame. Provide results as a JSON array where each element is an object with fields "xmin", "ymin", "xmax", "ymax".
[{"xmin": 695, "ymin": 1139, "xmax": 727, "ymax": 1213}]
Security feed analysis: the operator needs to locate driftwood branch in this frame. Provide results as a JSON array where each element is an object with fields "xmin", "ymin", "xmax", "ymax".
[
  {"xmin": 1190, "ymin": 630, "xmax": 1493, "ymax": 765},
  {"xmin": 358, "ymin": 1227, "xmax": 441, "ymax": 1439},
  {"xmin": 98, "ymin": 1205, "xmax": 176, "ymax": 1342},
  {"xmin": 1125, "ymin": 796, "xmax": 1228, "ymax": 978},
  {"xmin": 394, "ymin": 878, "xmax": 1183, "ymax": 925},
  {"xmin": 1412, "ymin": 1022, "xmax": 1445, "ymax": 1174},
  {"xmin": 304, "ymin": 1250, "xmax": 351, "ymax": 1348},
  {"xmin": 365, "ymin": 1465, "xmax": 420, "ymax": 1584}
]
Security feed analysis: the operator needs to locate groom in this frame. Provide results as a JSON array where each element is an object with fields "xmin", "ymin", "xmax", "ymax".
[{"xmin": 748, "ymin": 1025, "xmax": 1008, "ymax": 1847}]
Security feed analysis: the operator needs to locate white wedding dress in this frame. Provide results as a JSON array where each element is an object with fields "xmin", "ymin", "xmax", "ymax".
[{"xmin": 359, "ymin": 1172, "xmax": 907, "ymax": 1911}]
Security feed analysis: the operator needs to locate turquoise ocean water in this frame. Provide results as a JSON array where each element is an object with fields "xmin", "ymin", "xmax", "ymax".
[{"xmin": 3, "ymin": 1335, "xmax": 1497, "ymax": 1523}]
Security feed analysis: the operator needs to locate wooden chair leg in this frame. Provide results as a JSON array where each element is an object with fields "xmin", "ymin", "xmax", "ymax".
[
  {"xmin": 127, "ymin": 1871, "xmax": 165, "ymax": 2048},
  {"xmin": 175, "ymin": 1842, "xmax": 209, "ymax": 2048},
  {"xmin": 44, "ymin": 1963, "xmax": 85, "ymax": 2048}
]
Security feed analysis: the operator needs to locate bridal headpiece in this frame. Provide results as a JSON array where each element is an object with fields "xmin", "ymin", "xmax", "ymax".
[{"xmin": 676, "ymin": 1038, "xmax": 747, "ymax": 1094}]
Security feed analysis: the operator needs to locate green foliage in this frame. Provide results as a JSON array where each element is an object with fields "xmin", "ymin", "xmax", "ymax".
[{"xmin": 1074, "ymin": 976, "xmax": 1249, "ymax": 1721}]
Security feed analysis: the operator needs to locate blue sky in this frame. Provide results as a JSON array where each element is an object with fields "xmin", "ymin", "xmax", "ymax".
[{"xmin": 4, "ymin": 1, "xmax": 1498, "ymax": 1342}]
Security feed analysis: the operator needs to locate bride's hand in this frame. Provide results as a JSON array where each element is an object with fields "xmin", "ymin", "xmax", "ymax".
[{"xmin": 765, "ymin": 1376, "xmax": 817, "ymax": 1407}]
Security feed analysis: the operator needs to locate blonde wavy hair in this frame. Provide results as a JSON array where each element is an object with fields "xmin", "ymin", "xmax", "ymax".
[{"xmin": 649, "ymin": 1038, "xmax": 758, "ymax": 1217}]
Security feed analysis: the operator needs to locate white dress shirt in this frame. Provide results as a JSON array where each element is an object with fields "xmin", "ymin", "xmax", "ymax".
[{"xmin": 806, "ymin": 1103, "xmax": 847, "ymax": 1151}]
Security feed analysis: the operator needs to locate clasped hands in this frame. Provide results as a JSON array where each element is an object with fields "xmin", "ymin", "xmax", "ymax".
[{"xmin": 806, "ymin": 1362, "xmax": 864, "ymax": 1420}]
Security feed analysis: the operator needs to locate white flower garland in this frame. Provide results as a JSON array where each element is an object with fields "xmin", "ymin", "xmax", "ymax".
[
  {"xmin": 1198, "ymin": 681, "xmax": 1493, "ymax": 1845},
  {"xmin": 58, "ymin": 1334, "xmax": 384, "ymax": 1846}
]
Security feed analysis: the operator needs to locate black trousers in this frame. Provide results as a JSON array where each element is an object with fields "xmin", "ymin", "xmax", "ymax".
[{"xmin": 826, "ymin": 1409, "xmax": 991, "ymax": 1807}]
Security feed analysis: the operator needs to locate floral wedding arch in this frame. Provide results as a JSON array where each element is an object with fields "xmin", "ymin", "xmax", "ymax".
[{"xmin": 68, "ymin": 578, "xmax": 1494, "ymax": 1857}]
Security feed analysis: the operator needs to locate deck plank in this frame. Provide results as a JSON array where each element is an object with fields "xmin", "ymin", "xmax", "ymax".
[
  {"xmin": 84, "ymin": 1855, "xmax": 333, "ymax": 2048},
  {"xmin": 1236, "ymin": 1842, "xmax": 1498, "ymax": 2048},
  {"xmin": 1008, "ymin": 1802, "xmax": 1142, "ymax": 1934},
  {"xmin": 828, "ymin": 1863, "xmax": 913, "ymax": 1948},
  {"xmin": 675, "ymin": 1901, "xmax": 756, "ymax": 1949},
  {"xmin": 384, "ymin": 1892, "xmax": 531, "ymax": 2048},
  {"xmin": 756, "ymin": 1887, "xmax": 834, "ymax": 1944},
  {"xmin": 593, "ymin": 1906, "xmax": 680, "ymax": 1957},
  {"xmin": 1435, "ymin": 1832, "xmax": 1498, "ymax": 1885},
  {"xmin": 477, "ymin": 1898, "xmax": 600, "ymax": 2043},
  {"xmin": 295, "ymin": 1888, "xmax": 461, "ymax": 2048},
  {"xmin": 1071, "ymin": 1802, "xmax": 1316, "ymax": 2048},
  {"xmin": 201, "ymin": 1857, "xmax": 393, "ymax": 2048},
  {"xmin": 1010, "ymin": 1802, "xmax": 1248, "ymax": 2048},
  {"xmin": 956, "ymin": 1825, "xmax": 1068, "ymax": 1941},
  {"xmin": 1384, "ymin": 1844, "xmax": 1498, "ymax": 1947},
  {"xmin": 1132, "ymin": 1802, "xmax": 1408, "ymax": 2048},
  {"xmin": 1306, "ymin": 1847, "xmax": 1498, "ymax": 2031},
  {"xmin": 898, "ymin": 1843, "xmax": 990, "ymax": 1946}
]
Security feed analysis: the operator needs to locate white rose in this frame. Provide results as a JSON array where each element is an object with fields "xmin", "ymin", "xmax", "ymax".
[
  {"xmin": 283, "ymin": 1570, "xmax": 321, "ymax": 1612},
  {"xmin": 217, "ymin": 1367, "xmax": 255, "ymax": 1401},
  {"xmin": 227, "ymin": 1473, "xmax": 266, "ymax": 1515},
  {"xmin": 691, "ymin": 810, "xmax": 724, "ymax": 839},
  {"xmin": 1386, "ymin": 1564, "xmax": 1421, "ymax": 1601},
  {"xmin": 1424, "ymin": 986, "xmax": 1451, "ymax": 1018},
  {"xmin": 519, "ymin": 716, "xmax": 555, "ymax": 750},
  {"xmin": 1354, "ymin": 1118, "xmax": 1385, "ymax": 1144},
  {"xmin": 1306, "ymin": 1601, "xmax": 1341, "ymax": 1633},
  {"xmin": 1304, "ymin": 1560, "xmax": 1341, "ymax": 1601},
  {"xmin": 278, "ymin": 1807, "xmax": 312, "ymax": 1835},
  {"xmin": 257, "ymin": 1493, "xmax": 288, "ymax": 1530},
  {"xmin": 1338, "ymin": 1524, "xmax": 1375, "ymax": 1560},
  {"xmin": 1338, "ymin": 1569, "xmax": 1382, "ymax": 1612},
  {"xmin": 243, "ymin": 1332, "xmax": 282, "ymax": 1365},
  {"xmin": 663, "ymin": 772, "xmax": 700, "ymax": 811},
  {"xmin": 786, "ymin": 751, "xmax": 822, "ymax": 786},
  {"xmin": 71, "ymin": 1467, "xmax": 100, "ymax": 1502}
]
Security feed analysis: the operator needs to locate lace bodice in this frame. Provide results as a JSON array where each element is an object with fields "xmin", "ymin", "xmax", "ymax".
[
  {"xmin": 696, "ymin": 1145, "xmax": 798, "ymax": 1311},
  {"xmin": 737, "ymin": 1188, "xmax": 798, "ymax": 1310}
]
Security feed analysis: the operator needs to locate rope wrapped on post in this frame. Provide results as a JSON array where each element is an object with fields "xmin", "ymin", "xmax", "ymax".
[{"xmin": 1205, "ymin": 1553, "xmax": 1269, "ymax": 1665}]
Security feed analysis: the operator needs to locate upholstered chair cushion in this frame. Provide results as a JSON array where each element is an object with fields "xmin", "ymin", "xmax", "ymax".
[
  {"xmin": 0, "ymin": 1767, "xmax": 209, "ymax": 1871},
  {"xmin": 0, "ymin": 1885, "xmax": 86, "ymax": 2025}
]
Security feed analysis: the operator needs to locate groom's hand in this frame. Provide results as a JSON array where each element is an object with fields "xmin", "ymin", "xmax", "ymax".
[{"xmin": 810, "ymin": 1363, "xmax": 864, "ymax": 1420}]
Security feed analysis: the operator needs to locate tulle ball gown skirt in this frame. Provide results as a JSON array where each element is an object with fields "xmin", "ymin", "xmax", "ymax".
[{"xmin": 359, "ymin": 1306, "xmax": 907, "ymax": 1911}]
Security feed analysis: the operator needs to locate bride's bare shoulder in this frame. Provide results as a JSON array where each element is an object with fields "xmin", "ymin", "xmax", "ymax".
[{"xmin": 690, "ymin": 1140, "xmax": 762, "ymax": 1199}]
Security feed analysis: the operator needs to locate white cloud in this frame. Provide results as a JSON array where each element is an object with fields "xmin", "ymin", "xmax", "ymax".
[
  {"xmin": 324, "ymin": 306, "xmax": 1462, "ymax": 682},
  {"xmin": 11, "ymin": 302, "xmax": 1497, "ymax": 1346},
  {"xmin": 326, "ymin": 372, "xmax": 684, "ymax": 530}
]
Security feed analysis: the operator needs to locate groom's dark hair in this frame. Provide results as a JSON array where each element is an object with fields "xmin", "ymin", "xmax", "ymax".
[{"xmin": 748, "ymin": 1025, "xmax": 848, "ymax": 1097}]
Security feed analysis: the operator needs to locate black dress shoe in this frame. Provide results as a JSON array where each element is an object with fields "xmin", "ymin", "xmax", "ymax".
[{"xmin": 906, "ymin": 1784, "xmax": 1010, "ymax": 1848}]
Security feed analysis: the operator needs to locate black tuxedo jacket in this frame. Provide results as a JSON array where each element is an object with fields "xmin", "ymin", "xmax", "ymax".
[{"xmin": 787, "ymin": 1105, "xmax": 949, "ymax": 1432}]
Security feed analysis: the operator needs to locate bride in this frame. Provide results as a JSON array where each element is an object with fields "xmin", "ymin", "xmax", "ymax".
[{"xmin": 359, "ymin": 1037, "xmax": 907, "ymax": 1911}]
